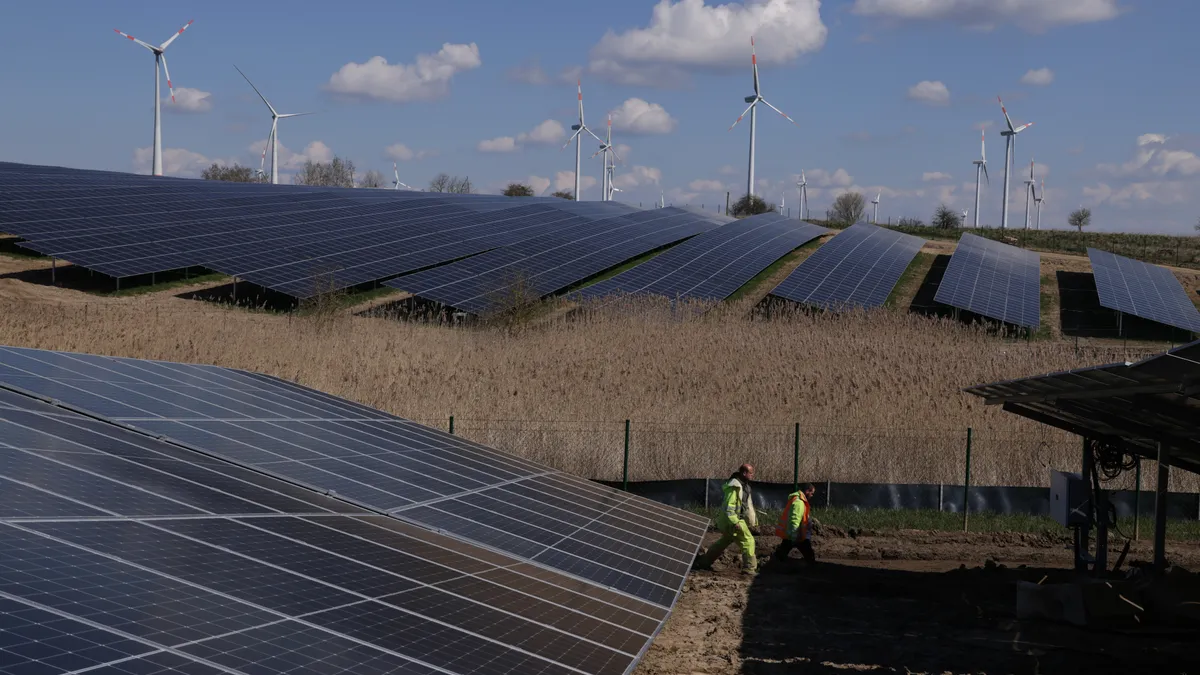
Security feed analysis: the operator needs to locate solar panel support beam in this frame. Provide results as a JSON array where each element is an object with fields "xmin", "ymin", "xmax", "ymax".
[{"xmin": 1154, "ymin": 442, "xmax": 1170, "ymax": 574}]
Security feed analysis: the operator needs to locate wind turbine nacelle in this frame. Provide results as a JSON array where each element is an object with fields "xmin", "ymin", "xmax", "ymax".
[
  {"xmin": 571, "ymin": 124, "xmax": 581, "ymax": 131},
  {"xmin": 744, "ymin": 96, "xmax": 757, "ymax": 103},
  {"xmin": 1001, "ymin": 131, "xmax": 1015, "ymax": 136}
]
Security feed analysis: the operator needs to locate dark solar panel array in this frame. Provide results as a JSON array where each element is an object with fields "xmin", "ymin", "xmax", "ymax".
[
  {"xmin": 768, "ymin": 222, "xmax": 925, "ymax": 310},
  {"xmin": 0, "ymin": 161, "xmax": 641, "ymax": 299},
  {"xmin": 0, "ymin": 346, "xmax": 709, "ymax": 674},
  {"xmin": 1087, "ymin": 248, "xmax": 1200, "ymax": 333},
  {"xmin": 577, "ymin": 214, "xmax": 827, "ymax": 304},
  {"xmin": 934, "ymin": 233, "xmax": 1041, "ymax": 328},
  {"xmin": 387, "ymin": 207, "xmax": 726, "ymax": 315}
]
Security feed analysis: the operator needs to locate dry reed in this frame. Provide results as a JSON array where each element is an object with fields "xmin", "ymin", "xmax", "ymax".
[{"xmin": 0, "ymin": 296, "xmax": 1191, "ymax": 491}]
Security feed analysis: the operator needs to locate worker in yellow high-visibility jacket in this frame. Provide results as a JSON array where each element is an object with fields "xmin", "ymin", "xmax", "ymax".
[
  {"xmin": 773, "ymin": 483, "xmax": 817, "ymax": 565},
  {"xmin": 693, "ymin": 464, "xmax": 759, "ymax": 574}
]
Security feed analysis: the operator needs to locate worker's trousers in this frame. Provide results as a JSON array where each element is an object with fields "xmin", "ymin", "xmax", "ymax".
[
  {"xmin": 698, "ymin": 520, "xmax": 756, "ymax": 571},
  {"xmin": 773, "ymin": 538, "xmax": 816, "ymax": 564}
]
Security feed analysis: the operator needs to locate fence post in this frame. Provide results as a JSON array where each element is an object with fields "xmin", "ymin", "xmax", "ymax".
[
  {"xmin": 963, "ymin": 427, "xmax": 973, "ymax": 532},
  {"xmin": 1134, "ymin": 457, "xmax": 1141, "ymax": 540},
  {"xmin": 792, "ymin": 423, "xmax": 800, "ymax": 492},
  {"xmin": 449, "ymin": 415, "xmax": 455, "ymax": 435},
  {"xmin": 622, "ymin": 420, "xmax": 631, "ymax": 491}
]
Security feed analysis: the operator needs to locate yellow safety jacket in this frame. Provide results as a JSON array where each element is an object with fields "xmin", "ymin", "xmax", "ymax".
[
  {"xmin": 717, "ymin": 477, "xmax": 757, "ymax": 530},
  {"xmin": 775, "ymin": 490, "xmax": 811, "ymax": 541}
]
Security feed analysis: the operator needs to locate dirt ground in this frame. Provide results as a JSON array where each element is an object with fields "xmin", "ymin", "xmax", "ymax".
[{"xmin": 638, "ymin": 529, "xmax": 1200, "ymax": 674}]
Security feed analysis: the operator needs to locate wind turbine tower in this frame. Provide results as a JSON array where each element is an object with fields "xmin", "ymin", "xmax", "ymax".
[
  {"xmin": 728, "ymin": 37, "xmax": 798, "ymax": 199},
  {"xmin": 235, "ymin": 66, "xmax": 312, "ymax": 185},
  {"xmin": 871, "ymin": 192, "xmax": 881, "ymax": 224},
  {"xmin": 562, "ymin": 80, "xmax": 604, "ymax": 201},
  {"xmin": 1023, "ymin": 158, "xmax": 1036, "ymax": 230},
  {"xmin": 113, "ymin": 19, "xmax": 194, "ymax": 176},
  {"xmin": 797, "ymin": 171, "xmax": 809, "ymax": 220},
  {"xmin": 1035, "ymin": 179, "xmax": 1045, "ymax": 230},
  {"xmin": 998, "ymin": 97, "xmax": 1033, "ymax": 229},
  {"xmin": 590, "ymin": 115, "xmax": 622, "ymax": 201},
  {"xmin": 971, "ymin": 130, "xmax": 989, "ymax": 228}
]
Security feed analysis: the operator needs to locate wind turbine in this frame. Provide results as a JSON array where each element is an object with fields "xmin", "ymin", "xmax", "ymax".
[
  {"xmin": 998, "ymin": 97, "xmax": 1033, "ymax": 229},
  {"xmin": 562, "ymin": 80, "xmax": 604, "ymax": 201},
  {"xmin": 796, "ymin": 171, "xmax": 809, "ymax": 220},
  {"xmin": 590, "ymin": 114, "xmax": 622, "ymax": 201},
  {"xmin": 1035, "ymin": 179, "xmax": 1045, "ymax": 230},
  {"xmin": 1023, "ymin": 158, "xmax": 1036, "ymax": 230},
  {"xmin": 728, "ymin": 37, "xmax": 798, "ymax": 199},
  {"xmin": 961, "ymin": 209, "xmax": 970, "ymax": 224},
  {"xmin": 113, "ymin": 19, "xmax": 194, "ymax": 176},
  {"xmin": 780, "ymin": 193, "xmax": 786, "ymax": 216},
  {"xmin": 235, "ymin": 65, "xmax": 312, "ymax": 185},
  {"xmin": 871, "ymin": 192, "xmax": 881, "ymax": 224},
  {"xmin": 392, "ymin": 162, "xmax": 411, "ymax": 190},
  {"xmin": 971, "ymin": 129, "xmax": 989, "ymax": 228},
  {"xmin": 660, "ymin": 191, "xmax": 666, "ymax": 209}
]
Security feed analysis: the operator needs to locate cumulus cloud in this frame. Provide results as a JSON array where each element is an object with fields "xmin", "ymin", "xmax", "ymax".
[
  {"xmin": 613, "ymin": 166, "xmax": 663, "ymax": 190},
  {"xmin": 609, "ymin": 98, "xmax": 678, "ymax": 135},
  {"xmin": 385, "ymin": 143, "xmax": 433, "ymax": 161},
  {"xmin": 1138, "ymin": 133, "xmax": 1167, "ymax": 146},
  {"xmin": 851, "ymin": 0, "xmax": 1121, "ymax": 32},
  {"xmin": 247, "ymin": 139, "xmax": 334, "ymax": 170},
  {"xmin": 132, "ymin": 147, "xmax": 233, "ymax": 176},
  {"xmin": 478, "ymin": 120, "xmax": 566, "ymax": 153},
  {"xmin": 554, "ymin": 171, "xmax": 598, "ymax": 194},
  {"xmin": 519, "ymin": 175, "xmax": 552, "ymax": 196},
  {"xmin": 922, "ymin": 172, "xmax": 953, "ymax": 182},
  {"xmin": 588, "ymin": 0, "xmax": 828, "ymax": 86},
  {"xmin": 477, "ymin": 136, "xmax": 518, "ymax": 153},
  {"xmin": 689, "ymin": 179, "xmax": 725, "ymax": 192},
  {"xmin": 506, "ymin": 59, "xmax": 578, "ymax": 86},
  {"xmin": 907, "ymin": 80, "xmax": 950, "ymax": 106},
  {"xmin": 806, "ymin": 168, "xmax": 854, "ymax": 188},
  {"xmin": 1083, "ymin": 181, "xmax": 1194, "ymax": 207},
  {"xmin": 166, "ymin": 87, "xmax": 213, "ymax": 113},
  {"xmin": 1020, "ymin": 68, "xmax": 1055, "ymax": 86},
  {"xmin": 1098, "ymin": 134, "xmax": 1200, "ymax": 178},
  {"xmin": 614, "ymin": 143, "xmax": 633, "ymax": 159},
  {"xmin": 327, "ymin": 43, "xmax": 481, "ymax": 103}
]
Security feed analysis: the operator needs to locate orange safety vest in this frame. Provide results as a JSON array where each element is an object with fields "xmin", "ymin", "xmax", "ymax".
[{"xmin": 775, "ymin": 492, "xmax": 810, "ymax": 541}]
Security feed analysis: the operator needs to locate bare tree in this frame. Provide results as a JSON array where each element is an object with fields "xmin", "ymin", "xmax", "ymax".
[
  {"xmin": 428, "ymin": 173, "xmax": 473, "ymax": 193},
  {"xmin": 932, "ymin": 204, "xmax": 961, "ymax": 229},
  {"xmin": 449, "ymin": 176, "xmax": 473, "ymax": 194},
  {"xmin": 292, "ymin": 156, "xmax": 356, "ymax": 187},
  {"xmin": 201, "ymin": 163, "xmax": 259, "ymax": 182},
  {"xmin": 358, "ymin": 169, "xmax": 385, "ymax": 189},
  {"xmin": 1068, "ymin": 207, "xmax": 1092, "ymax": 233},
  {"xmin": 550, "ymin": 190, "xmax": 575, "ymax": 200},
  {"xmin": 503, "ymin": 183, "xmax": 535, "ymax": 197},
  {"xmin": 827, "ymin": 192, "xmax": 866, "ymax": 224},
  {"xmin": 731, "ymin": 194, "xmax": 773, "ymax": 217}
]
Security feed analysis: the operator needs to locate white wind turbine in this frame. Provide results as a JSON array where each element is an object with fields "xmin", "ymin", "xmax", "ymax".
[
  {"xmin": 796, "ymin": 171, "xmax": 809, "ymax": 220},
  {"xmin": 113, "ymin": 19, "xmax": 194, "ymax": 176},
  {"xmin": 562, "ymin": 80, "xmax": 604, "ymax": 201},
  {"xmin": 971, "ymin": 129, "xmax": 989, "ymax": 228},
  {"xmin": 392, "ymin": 162, "xmax": 412, "ymax": 190},
  {"xmin": 728, "ymin": 36, "xmax": 799, "ymax": 199},
  {"xmin": 1023, "ymin": 158, "xmax": 1036, "ymax": 230},
  {"xmin": 998, "ymin": 96, "xmax": 1033, "ymax": 229},
  {"xmin": 590, "ymin": 115, "xmax": 622, "ymax": 201},
  {"xmin": 871, "ymin": 191, "xmax": 881, "ymax": 224},
  {"xmin": 235, "ymin": 65, "xmax": 312, "ymax": 185},
  {"xmin": 780, "ymin": 193, "xmax": 786, "ymax": 215},
  {"xmin": 660, "ymin": 191, "xmax": 665, "ymax": 209},
  {"xmin": 1035, "ymin": 179, "xmax": 1045, "ymax": 230}
]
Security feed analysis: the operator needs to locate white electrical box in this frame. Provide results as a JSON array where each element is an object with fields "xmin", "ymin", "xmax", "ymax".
[{"xmin": 1050, "ymin": 470, "xmax": 1090, "ymax": 527}]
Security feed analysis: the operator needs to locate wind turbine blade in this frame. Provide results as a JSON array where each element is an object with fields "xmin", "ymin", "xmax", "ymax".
[
  {"xmin": 1014, "ymin": 122, "xmax": 1033, "ymax": 134},
  {"xmin": 982, "ymin": 163, "xmax": 990, "ymax": 186},
  {"xmin": 159, "ymin": 53, "xmax": 176, "ymax": 103},
  {"xmin": 277, "ymin": 112, "xmax": 314, "ymax": 118},
  {"xmin": 158, "ymin": 19, "xmax": 194, "ymax": 51},
  {"xmin": 750, "ymin": 36, "xmax": 760, "ymax": 96},
  {"xmin": 610, "ymin": 147, "xmax": 623, "ymax": 164},
  {"xmin": 606, "ymin": 114, "xmax": 612, "ymax": 144},
  {"xmin": 259, "ymin": 126, "xmax": 272, "ymax": 175},
  {"xmin": 585, "ymin": 127, "xmax": 605, "ymax": 144},
  {"xmin": 760, "ymin": 99, "xmax": 798, "ymax": 126},
  {"xmin": 560, "ymin": 128, "xmax": 582, "ymax": 151},
  {"xmin": 998, "ymin": 96, "xmax": 1016, "ymax": 132},
  {"xmin": 576, "ymin": 79, "xmax": 585, "ymax": 126},
  {"xmin": 728, "ymin": 101, "xmax": 757, "ymax": 131},
  {"xmin": 234, "ymin": 65, "xmax": 277, "ymax": 116},
  {"xmin": 113, "ymin": 29, "xmax": 157, "ymax": 52},
  {"xmin": 980, "ymin": 129, "xmax": 986, "ymax": 162},
  {"xmin": 589, "ymin": 147, "xmax": 605, "ymax": 159}
]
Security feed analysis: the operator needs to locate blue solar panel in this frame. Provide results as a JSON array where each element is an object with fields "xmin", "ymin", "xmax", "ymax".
[
  {"xmin": 934, "ymin": 233, "xmax": 1041, "ymax": 328},
  {"xmin": 578, "ymin": 214, "xmax": 827, "ymax": 304},
  {"xmin": 1088, "ymin": 248, "xmax": 1200, "ymax": 333},
  {"xmin": 769, "ymin": 223, "xmax": 925, "ymax": 310}
]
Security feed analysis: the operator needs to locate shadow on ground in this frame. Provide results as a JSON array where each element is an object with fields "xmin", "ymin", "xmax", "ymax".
[{"xmin": 1058, "ymin": 271, "xmax": 1190, "ymax": 341}]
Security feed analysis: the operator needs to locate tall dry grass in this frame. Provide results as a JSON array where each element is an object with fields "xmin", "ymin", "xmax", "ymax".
[{"xmin": 0, "ymin": 296, "xmax": 1190, "ymax": 491}]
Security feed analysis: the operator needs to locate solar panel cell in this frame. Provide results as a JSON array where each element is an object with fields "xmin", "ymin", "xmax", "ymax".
[{"xmin": 934, "ymin": 233, "xmax": 1041, "ymax": 328}]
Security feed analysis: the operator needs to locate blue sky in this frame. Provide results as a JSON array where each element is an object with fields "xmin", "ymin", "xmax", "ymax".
[{"xmin": 2, "ymin": 1, "xmax": 1198, "ymax": 233}]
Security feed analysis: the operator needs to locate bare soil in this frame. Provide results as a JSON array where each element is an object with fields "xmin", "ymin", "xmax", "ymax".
[{"xmin": 638, "ymin": 530, "xmax": 1200, "ymax": 674}]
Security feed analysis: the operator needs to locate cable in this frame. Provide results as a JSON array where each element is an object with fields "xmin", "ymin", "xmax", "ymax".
[{"xmin": 1087, "ymin": 437, "xmax": 1137, "ymax": 482}]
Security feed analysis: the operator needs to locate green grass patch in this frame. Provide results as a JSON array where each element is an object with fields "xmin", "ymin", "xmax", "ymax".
[
  {"xmin": 885, "ymin": 251, "xmax": 934, "ymax": 309},
  {"xmin": 568, "ymin": 245, "xmax": 675, "ymax": 293},
  {"xmin": 726, "ymin": 237, "xmax": 826, "ymax": 304},
  {"xmin": 105, "ymin": 271, "xmax": 229, "ymax": 297},
  {"xmin": 1032, "ymin": 274, "xmax": 1056, "ymax": 340}
]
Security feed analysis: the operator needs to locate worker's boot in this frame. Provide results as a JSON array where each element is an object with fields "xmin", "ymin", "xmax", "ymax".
[
  {"xmin": 691, "ymin": 550, "xmax": 715, "ymax": 571},
  {"xmin": 741, "ymin": 553, "xmax": 758, "ymax": 576}
]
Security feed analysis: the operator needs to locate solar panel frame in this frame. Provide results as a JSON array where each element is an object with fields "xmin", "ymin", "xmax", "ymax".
[
  {"xmin": 933, "ymin": 233, "xmax": 1041, "ymax": 328},
  {"xmin": 1087, "ymin": 247, "xmax": 1200, "ymax": 333}
]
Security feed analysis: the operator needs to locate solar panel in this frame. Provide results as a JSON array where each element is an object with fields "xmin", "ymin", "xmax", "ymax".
[
  {"xmin": 577, "ymin": 214, "xmax": 827, "ymax": 304},
  {"xmin": 1087, "ymin": 248, "xmax": 1200, "ymax": 333},
  {"xmin": 387, "ymin": 207, "xmax": 725, "ymax": 314},
  {"xmin": 769, "ymin": 222, "xmax": 925, "ymax": 310},
  {"xmin": 0, "ymin": 347, "xmax": 708, "ymax": 674},
  {"xmin": 934, "ymin": 233, "xmax": 1041, "ymax": 328}
]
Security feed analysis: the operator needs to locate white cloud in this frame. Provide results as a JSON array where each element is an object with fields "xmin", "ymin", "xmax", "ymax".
[
  {"xmin": 806, "ymin": 168, "xmax": 854, "ymax": 188},
  {"xmin": 385, "ymin": 143, "xmax": 432, "ymax": 161},
  {"xmin": 608, "ymin": 98, "xmax": 678, "ymax": 135},
  {"xmin": 1020, "ymin": 67, "xmax": 1055, "ymax": 86},
  {"xmin": 1138, "ymin": 133, "xmax": 1167, "ymax": 147},
  {"xmin": 851, "ymin": 0, "xmax": 1121, "ymax": 32},
  {"xmin": 922, "ymin": 171, "xmax": 952, "ymax": 182},
  {"xmin": 719, "ymin": 164, "xmax": 738, "ymax": 176},
  {"xmin": 132, "ymin": 147, "xmax": 231, "ymax": 176},
  {"xmin": 614, "ymin": 143, "xmax": 633, "ymax": 159},
  {"xmin": 587, "ymin": 0, "xmax": 828, "ymax": 86},
  {"xmin": 247, "ymin": 139, "xmax": 334, "ymax": 170},
  {"xmin": 327, "ymin": 43, "xmax": 481, "ymax": 103},
  {"xmin": 477, "ymin": 136, "xmax": 518, "ymax": 153},
  {"xmin": 166, "ymin": 87, "xmax": 213, "ymax": 113},
  {"xmin": 517, "ymin": 120, "xmax": 567, "ymax": 145},
  {"xmin": 1098, "ymin": 135, "xmax": 1200, "ymax": 178},
  {"xmin": 554, "ymin": 171, "xmax": 598, "ymax": 194},
  {"xmin": 521, "ymin": 175, "xmax": 552, "ymax": 196},
  {"xmin": 613, "ymin": 166, "xmax": 662, "ymax": 190},
  {"xmin": 907, "ymin": 80, "xmax": 950, "ymax": 106},
  {"xmin": 689, "ymin": 179, "xmax": 725, "ymax": 192},
  {"xmin": 666, "ymin": 188, "xmax": 699, "ymax": 204},
  {"xmin": 1084, "ymin": 181, "xmax": 1194, "ymax": 207}
]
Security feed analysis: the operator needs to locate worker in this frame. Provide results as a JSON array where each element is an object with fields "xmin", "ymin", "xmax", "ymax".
[
  {"xmin": 693, "ymin": 463, "xmax": 759, "ymax": 574},
  {"xmin": 773, "ymin": 482, "xmax": 817, "ymax": 565}
]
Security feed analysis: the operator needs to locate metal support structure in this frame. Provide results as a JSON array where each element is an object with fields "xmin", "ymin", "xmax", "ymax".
[
  {"xmin": 448, "ymin": 415, "xmax": 454, "ymax": 435},
  {"xmin": 622, "ymin": 419, "xmax": 631, "ymax": 491},
  {"xmin": 962, "ymin": 428, "xmax": 972, "ymax": 532},
  {"xmin": 1154, "ymin": 442, "xmax": 1170, "ymax": 573},
  {"xmin": 1134, "ymin": 458, "xmax": 1142, "ymax": 540},
  {"xmin": 1078, "ymin": 437, "xmax": 1093, "ymax": 572},
  {"xmin": 792, "ymin": 422, "xmax": 800, "ymax": 492},
  {"xmin": 50, "ymin": 258, "xmax": 56, "ymax": 284}
]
